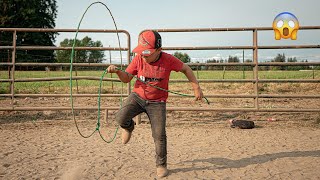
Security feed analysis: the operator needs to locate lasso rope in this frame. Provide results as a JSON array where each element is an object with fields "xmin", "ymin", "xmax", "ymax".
[
  {"xmin": 116, "ymin": 67, "xmax": 210, "ymax": 104},
  {"xmin": 69, "ymin": 1, "xmax": 210, "ymax": 143},
  {"xmin": 70, "ymin": 1, "xmax": 121, "ymax": 143}
]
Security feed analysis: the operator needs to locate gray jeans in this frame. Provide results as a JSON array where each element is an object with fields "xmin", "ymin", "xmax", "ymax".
[{"xmin": 116, "ymin": 92, "xmax": 167, "ymax": 167}]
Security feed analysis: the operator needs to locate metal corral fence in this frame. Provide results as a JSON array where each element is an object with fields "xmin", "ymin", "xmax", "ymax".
[{"xmin": 0, "ymin": 27, "xmax": 320, "ymax": 113}]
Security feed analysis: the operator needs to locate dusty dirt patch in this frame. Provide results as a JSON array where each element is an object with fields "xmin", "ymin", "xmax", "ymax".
[
  {"xmin": 1, "ymin": 83, "xmax": 320, "ymax": 179},
  {"xmin": 0, "ymin": 118, "xmax": 320, "ymax": 179}
]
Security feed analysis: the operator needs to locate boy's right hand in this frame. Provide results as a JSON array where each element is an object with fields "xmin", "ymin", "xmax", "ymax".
[{"xmin": 107, "ymin": 65, "xmax": 119, "ymax": 73}]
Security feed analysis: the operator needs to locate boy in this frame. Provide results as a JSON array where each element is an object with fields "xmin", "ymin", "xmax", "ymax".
[{"xmin": 107, "ymin": 30, "xmax": 203, "ymax": 177}]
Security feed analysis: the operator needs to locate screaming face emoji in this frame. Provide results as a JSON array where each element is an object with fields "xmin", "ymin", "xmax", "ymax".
[{"xmin": 273, "ymin": 12, "xmax": 299, "ymax": 40}]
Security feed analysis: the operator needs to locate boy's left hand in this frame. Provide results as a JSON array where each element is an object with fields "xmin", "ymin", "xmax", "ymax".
[{"xmin": 194, "ymin": 86, "xmax": 204, "ymax": 101}]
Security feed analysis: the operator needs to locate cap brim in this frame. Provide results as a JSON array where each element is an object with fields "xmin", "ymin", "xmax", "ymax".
[{"xmin": 132, "ymin": 46, "xmax": 156, "ymax": 56}]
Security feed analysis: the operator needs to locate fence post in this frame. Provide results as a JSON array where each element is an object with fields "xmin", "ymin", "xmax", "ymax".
[
  {"xmin": 253, "ymin": 29, "xmax": 259, "ymax": 110},
  {"xmin": 104, "ymin": 109, "xmax": 108, "ymax": 124},
  {"xmin": 135, "ymin": 114, "xmax": 141, "ymax": 125},
  {"xmin": 10, "ymin": 30, "xmax": 17, "ymax": 107}
]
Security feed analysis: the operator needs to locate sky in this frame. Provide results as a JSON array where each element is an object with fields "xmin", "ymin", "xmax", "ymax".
[{"xmin": 55, "ymin": 0, "xmax": 320, "ymax": 63}]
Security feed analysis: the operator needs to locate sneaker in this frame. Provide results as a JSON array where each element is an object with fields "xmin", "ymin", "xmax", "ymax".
[
  {"xmin": 156, "ymin": 166, "xmax": 169, "ymax": 178},
  {"xmin": 121, "ymin": 128, "xmax": 132, "ymax": 144}
]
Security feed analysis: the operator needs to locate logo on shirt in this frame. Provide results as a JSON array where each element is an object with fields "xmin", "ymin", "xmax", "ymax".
[{"xmin": 139, "ymin": 75, "xmax": 163, "ymax": 82}]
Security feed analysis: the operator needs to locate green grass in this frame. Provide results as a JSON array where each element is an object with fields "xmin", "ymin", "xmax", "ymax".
[
  {"xmin": 1, "ymin": 70, "xmax": 319, "ymax": 94},
  {"xmin": 171, "ymin": 70, "xmax": 320, "ymax": 79}
]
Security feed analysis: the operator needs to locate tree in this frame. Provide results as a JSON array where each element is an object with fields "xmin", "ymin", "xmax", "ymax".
[
  {"xmin": 205, "ymin": 58, "xmax": 223, "ymax": 70},
  {"xmin": 227, "ymin": 56, "xmax": 240, "ymax": 70},
  {"xmin": 243, "ymin": 59, "xmax": 253, "ymax": 71},
  {"xmin": 206, "ymin": 59, "xmax": 218, "ymax": 63},
  {"xmin": 56, "ymin": 36, "xmax": 105, "ymax": 64},
  {"xmin": 273, "ymin": 53, "xmax": 286, "ymax": 63},
  {"xmin": 173, "ymin": 52, "xmax": 191, "ymax": 63},
  {"xmin": 287, "ymin": 57, "xmax": 297, "ymax": 62},
  {"xmin": 272, "ymin": 53, "xmax": 286, "ymax": 70},
  {"xmin": 0, "ymin": 0, "xmax": 57, "ymax": 64},
  {"xmin": 227, "ymin": 55, "xmax": 240, "ymax": 63}
]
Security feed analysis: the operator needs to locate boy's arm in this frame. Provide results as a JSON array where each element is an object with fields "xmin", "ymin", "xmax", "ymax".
[
  {"xmin": 179, "ymin": 64, "xmax": 204, "ymax": 100},
  {"xmin": 107, "ymin": 65, "xmax": 133, "ymax": 83}
]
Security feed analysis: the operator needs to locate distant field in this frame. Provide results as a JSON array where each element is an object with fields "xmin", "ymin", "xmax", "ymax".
[{"xmin": 0, "ymin": 70, "xmax": 319, "ymax": 94}]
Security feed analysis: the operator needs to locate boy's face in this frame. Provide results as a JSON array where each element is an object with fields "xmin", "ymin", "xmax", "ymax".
[{"xmin": 141, "ymin": 48, "xmax": 161, "ymax": 64}]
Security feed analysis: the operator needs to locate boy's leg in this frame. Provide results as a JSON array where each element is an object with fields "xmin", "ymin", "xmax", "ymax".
[
  {"xmin": 116, "ymin": 93, "xmax": 144, "ymax": 133},
  {"xmin": 146, "ymin": 102, "xmax": 167, "ymax": 167}
]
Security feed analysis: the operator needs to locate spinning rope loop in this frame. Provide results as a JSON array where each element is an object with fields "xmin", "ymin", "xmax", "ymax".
[{"xmin": 70, "ymin": 1, "xmax": 121, "ymax": 143}]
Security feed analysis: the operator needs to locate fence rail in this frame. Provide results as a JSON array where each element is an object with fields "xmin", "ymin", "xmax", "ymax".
[{"xmin": 1, "ymin": 27, "xmax": 320, "ymax": 112}]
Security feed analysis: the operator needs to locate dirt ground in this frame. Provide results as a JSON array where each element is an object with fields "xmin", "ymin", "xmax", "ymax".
[
  {"xmin": 1, "ymin": 82, "xmax": 320, "ymax": 179},
  {"xmin": 0, "ymin": 109, "xmax": 320, "ymax": 180}
]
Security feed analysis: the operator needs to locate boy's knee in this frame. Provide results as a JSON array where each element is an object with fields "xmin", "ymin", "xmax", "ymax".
[{"xmin": 116, "ymin": 115, "xmax": 134, "ymax": 132}]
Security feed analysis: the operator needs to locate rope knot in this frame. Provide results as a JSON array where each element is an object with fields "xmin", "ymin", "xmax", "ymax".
[{"xmin": 96, "ymin": 122, "xmax": 100, "ymax": 130}]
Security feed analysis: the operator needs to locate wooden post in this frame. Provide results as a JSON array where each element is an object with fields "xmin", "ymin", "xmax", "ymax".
[
  {"xmin": 135, "ymin": 114, "xmax": 141, "ymax": 125},
  {"xmin": 104, "ymin": 109, "xmax": 108, "ymax": 124}
]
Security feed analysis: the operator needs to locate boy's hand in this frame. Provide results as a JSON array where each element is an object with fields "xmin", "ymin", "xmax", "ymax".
[
  {"xmin": 194, "ymin": 86, "xmax": 204, "ymax": 101},
  {"xmin": 107, "ymin": 65, "xmax": 119, "ymax": 73}
]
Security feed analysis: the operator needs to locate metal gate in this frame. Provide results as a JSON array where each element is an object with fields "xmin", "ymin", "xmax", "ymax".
[{"xmin": 0, "ymin": 27, "xmax": 320, "ymax": 112}]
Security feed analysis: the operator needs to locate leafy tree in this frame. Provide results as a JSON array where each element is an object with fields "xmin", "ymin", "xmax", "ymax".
[
  {"xmin": 206, "ymin": 59, "xmax": 218, "ymax": 63},
  {"xmin": 227, "ymin": 56, "xmax": 240, "ymax": 70},
  {"xmin": 287, "ymin": 57, "xmax": 297, "ymax": 62},
  {"xmin": 205, "ymin": 58, "xmax": 222, "ymax": 70},
  {"xmin": 271, "ymin": 53, "xmax": 286, "ymax": 70},
  {"xmin": 56, "ymin": 36, "xmax": 105, "ymax": 64},
  {"xmin": 273, "ymin": 53, "xmax": 286, "ymax": 63},
  {"xmin": 227, "ymin": 55, "xmax": 240, "ymax": 63},
  {"xmin": 0, "ymin": 0, "xmax": 57, "ymax": 64},
  {"xmin": 287, "ymin": 57, "xmax": 300, "ymax": 70},
  {"xmin": 173, "ymin": 52, "xmax": 191, "ymax": 63},
  {"xmin": 243, "ymin": 59, "xmax": 253, "ymax": 71}
]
